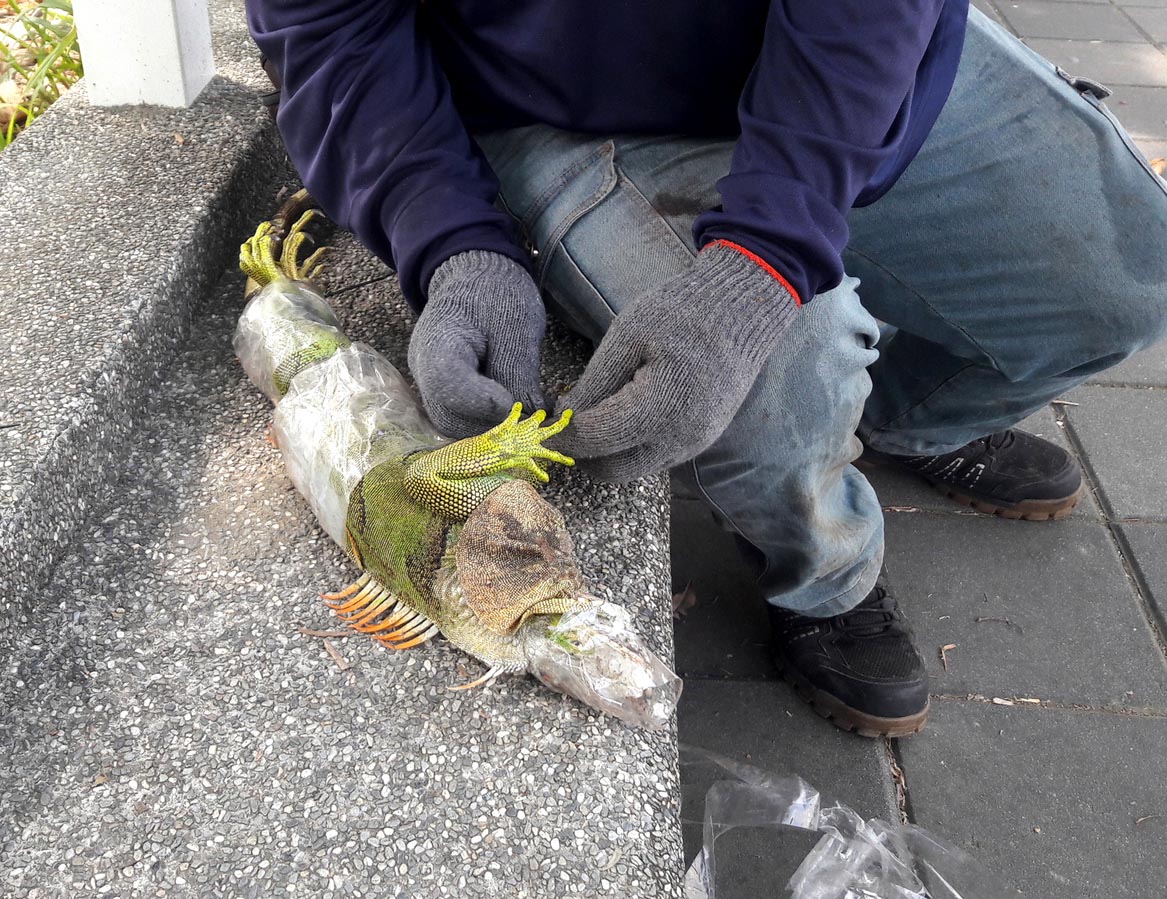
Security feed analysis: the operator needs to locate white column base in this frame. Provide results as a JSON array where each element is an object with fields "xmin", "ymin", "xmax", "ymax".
[{"xmin": 74, "ymin": 0, "xmax": 215, "ymax": 107}]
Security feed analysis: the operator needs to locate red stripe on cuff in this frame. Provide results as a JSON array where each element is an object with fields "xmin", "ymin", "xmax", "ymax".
[{"xmin": 704, "ymin": 239, "xmax": 803, "ymax": 306}]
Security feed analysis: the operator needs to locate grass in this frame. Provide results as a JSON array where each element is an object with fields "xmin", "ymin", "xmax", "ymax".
[{"xmin": 0, "ymin": 0, "xmax": 82, "ymax": 149}]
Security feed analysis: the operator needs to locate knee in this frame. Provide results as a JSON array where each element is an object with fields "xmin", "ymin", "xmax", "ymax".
[{"xmin": 1068, "ymin": 282, "xmax": 1167, "ymax": 377}]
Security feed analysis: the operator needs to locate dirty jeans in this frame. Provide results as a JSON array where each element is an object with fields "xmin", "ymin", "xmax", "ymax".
[{"xmin": 475, "ymin": 9, "xmax": 1167, "ymax": 616}]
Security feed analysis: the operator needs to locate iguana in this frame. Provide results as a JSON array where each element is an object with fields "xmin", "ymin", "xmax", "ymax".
[{"xmin": 235, "ymin": 192, "xmax": 681, "ymax": 730}]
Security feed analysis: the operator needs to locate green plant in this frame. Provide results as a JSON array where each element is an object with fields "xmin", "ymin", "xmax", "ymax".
[{"xmin": 0, "ymin": 0, "xmax": 82, "ymax": 149}]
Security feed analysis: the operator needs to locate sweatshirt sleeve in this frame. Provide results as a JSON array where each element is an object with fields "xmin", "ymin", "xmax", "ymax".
[
  {"xmin": 246, "ymin": 0, "xmax": 529, "ymax": 309},
  {"xmin": 693, "ymin": 1, "xmax": 950, "ymax": 305}
]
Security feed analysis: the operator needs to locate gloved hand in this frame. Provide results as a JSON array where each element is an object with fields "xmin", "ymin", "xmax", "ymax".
[
  {"xmin": 409, "ymin": 250, "xmax": 547, "ymax": 438},
  {"xmin": 554, "ymin": 241, "xmax": 799, "ymax": 482}
]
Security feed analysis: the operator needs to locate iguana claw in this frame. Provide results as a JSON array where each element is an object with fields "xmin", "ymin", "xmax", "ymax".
[
  {"xmin": 403, "ymin": 403, "xmax": 575, "ymax": 518},
  {"xmin": 482, "ymin": 403, "xmax": 575, "ymax": 484}
]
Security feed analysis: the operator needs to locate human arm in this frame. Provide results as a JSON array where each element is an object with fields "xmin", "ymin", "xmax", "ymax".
[
  {"xmin": 245, "ymin": 0, "xmax": 530, "ymax": 308},
  {"xmin": 560, "ymin": 1, "xmax": 960, "ymax": 480}
]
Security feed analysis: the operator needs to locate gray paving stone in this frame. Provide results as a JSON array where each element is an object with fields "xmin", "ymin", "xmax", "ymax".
[
  {"xmin": 1133, "ymin": 136, "xmax": 1167, "ymax": 159},
  {"xmin": 1024, "ymin": 38, "xmax": 1167, "ymax": 85},
  {"xmin": 670, "ymin": 497, "xmax": 772, "ymax": 680},
  {"xmin": 884, "ymin": 513, "xmax": 1167, "ymax": 708},
  {"xmin": 860, "ymin": 405, "xmax": 1102, "ymax": 521},
  {"xmin": 1062, "ymin": 385, "xmax": 1167, "ymax": 519},
  {"xmin": 677, "ymin": 679, "xmax": 897, "ymax": 896},
  {"xmin": 999, "ymin": 0, "xmax": 1145, "ymax": 41},
  {"xmin": 1125, "ymin": 4, "xmax": 1167, "ymax": 41},
  {"xmin": 972, "ymin": 0, "xmax": 1009, "ymax": 27},
  {"xmin": 898, "ymin": 700, "xmax": 1167, "ymax": 899},
  {"xmin": 1105, "ymin": 85, "xmax": 1167, "ymax": 137},
  {"xmin": 1087, "ymin": 340, "xmax": 1167, "ymax": 386},
  {"xmin": 1117, "ymin": 522, "xmax": 1167, "ymax": 626}
]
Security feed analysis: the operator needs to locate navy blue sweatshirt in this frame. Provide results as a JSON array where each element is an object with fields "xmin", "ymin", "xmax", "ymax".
[{"xmin": 247, "ymin": 1, "xmax": 969, "ymax": 309}]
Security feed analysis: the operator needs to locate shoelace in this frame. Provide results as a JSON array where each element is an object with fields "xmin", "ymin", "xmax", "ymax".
[
  {"xmin": 959, "ymin": 430, "xmax": 1015, "ymax": 466},
  {"xmin": 836, "ymin": 586, "xmax": 902, "ymax": 638}
]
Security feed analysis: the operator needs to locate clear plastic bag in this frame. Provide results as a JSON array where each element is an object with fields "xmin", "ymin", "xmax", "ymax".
[
  {"xmin": 682, "ymin": 747, "xmax": 1025, "ymax": 899},
  {"xmin": 522, "ymin": 600, "xmax": 683, "ymax": 730},
  {"xmin": 234, "ymin": 279, "xmax": 350, "ymax": 403},
  {"xmin": 272, "ymin": 344, "xmax": 446, "ymax": 546},
  {"xmin": 234, "ymin": 279, "xmax": 446, "ymax": 546}
]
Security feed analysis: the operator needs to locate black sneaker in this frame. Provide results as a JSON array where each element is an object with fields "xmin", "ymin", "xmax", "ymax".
[
  {"xmin": 862, "ymin": 429, "xmax": 1084, "ymax": 521},
  {"xmin": 769, "ymin": 573, "xmax": 929, "ymax": 738}
]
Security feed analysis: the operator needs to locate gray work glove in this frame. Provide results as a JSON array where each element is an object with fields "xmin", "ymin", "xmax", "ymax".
[
  {"xmin": 554, "ymin": 241, "xmax": 799, "ymax": 482},
  {"xmin": 409, "ymin": 250, "xmax": 547, "ymax": 438}
]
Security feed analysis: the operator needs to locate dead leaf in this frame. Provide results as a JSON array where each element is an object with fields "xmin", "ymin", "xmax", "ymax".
[
  {"xmin": 975, "ymin": 616, "xmax": 1023, "ymax": 634},
  {"xmin": 174, "ymin": 132, "xmax": 185, "ymax": 146},
  {"xmin": 672, "ymin": 582, "xmax": 698, "ymax": 619},
  {"xmin": 1150, "ymin": 157, "xmax": 1166, "ymax": 177},
  {"xmin": 92, "ymin": 774, "xmax": 109, "ymax": 786},
  {"xmin": 323, "ymin": 639, "xmax": 352, "ymax": 671},
  {"xmin": 939, "ymin": 643, "xmax": 957, "ymax": 671}
]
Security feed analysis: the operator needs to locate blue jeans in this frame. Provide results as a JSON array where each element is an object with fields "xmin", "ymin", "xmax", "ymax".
[{"xmin": 476, "ymin": 9, "xmax": 1167, "ymax": 616}]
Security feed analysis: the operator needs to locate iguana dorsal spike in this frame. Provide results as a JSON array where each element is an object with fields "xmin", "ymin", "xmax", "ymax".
[
  {"xmin": 321, "ymin": 573, "xmax": 371, "ymax": 602},
  {"xmin": 360, "ymin": 606, "xmax": 415, "ymax": 634},
  {"xmin": 388, "ymin": 624, "xmax": 441, "ymax": 650},
  {"xmin": 348, "ymin": 592, "xmax": 395, "ymax": 626},
  {"xmin": 390, "ymin": 617, "xmax": 434, "ymax": 642},
  {"xmin": 378, "ymin": 613, "xmax": 431, "ymax": 642},
  {"xmin": 331, "ymin": 580, "xmax": 380, "ymax": 613}
]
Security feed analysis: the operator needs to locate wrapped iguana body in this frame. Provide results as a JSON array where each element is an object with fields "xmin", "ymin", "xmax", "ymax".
[{"xmin": 234, "ymin": 194, "xmax": 681, "ymax": 728}]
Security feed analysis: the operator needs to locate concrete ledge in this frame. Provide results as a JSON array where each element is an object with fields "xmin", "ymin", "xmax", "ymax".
[
  {"xmin": 0, "ymin": 16, "xmax": 286, "ymax": 618},
  {"xmin": 0, "ymin": 229, "xmax": 684, "ymax": 898}
]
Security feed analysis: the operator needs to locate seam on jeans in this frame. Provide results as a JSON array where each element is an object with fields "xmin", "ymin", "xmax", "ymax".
[
  {"xmin": 611, "ymin": 161, "xmax": 696, "ymax": 261},
  {"xmin": 686, "ymin": 457, "xmax": 785, "ymax": 595},
  {"xmin": 863, "ymin": 358, "xmax": 978, "ymax": 439},
  {"xmin": 1081, "ymin": 94, "xmax": 1167, "ymax": 198},
  {"xmin": 558, "ymin": 239, "xmax": 618, "ymax": 323},
  {"xmin": 520, "ymin": 141, "xmax": 615, "ymax": 227},
  {"xmin": 616, "ymin": 161, "xmax": 695, "ymax": 256},
  {"xmin": 845, "ymin": 245, "xmax": 1004, "ymax": 375},
  {"xmin": 536, "ymin": 143, "xmax": 619, "ymax": 289}
]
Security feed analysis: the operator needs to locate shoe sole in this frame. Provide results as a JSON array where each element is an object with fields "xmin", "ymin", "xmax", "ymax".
[
  {"xmin": 857, "ymin": 458, "xmax": 1085, "ymax": 521},
  {"xmin": 917, "ymin": 475, "xmax": 1084, "ymax": 521},
  {"xmin": 773, "ymin": 655, "xmax": 929, "ymax": 739}
]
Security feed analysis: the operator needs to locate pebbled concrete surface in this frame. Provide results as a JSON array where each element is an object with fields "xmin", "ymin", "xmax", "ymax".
[
  {"xmin": 0, "ymin": 226, "xmax": 683, "ymax": 898},
  {"xmin": 0, "ymin": 0, "xmax": 284, "ymax": 619}
]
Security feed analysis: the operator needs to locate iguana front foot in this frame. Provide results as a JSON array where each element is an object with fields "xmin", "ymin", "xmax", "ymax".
[{"xmin": 403, "ymin": 403, "xmax": 575, "ymax": 518}]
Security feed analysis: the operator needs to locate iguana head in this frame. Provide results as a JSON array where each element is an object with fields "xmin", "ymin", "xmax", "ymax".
[
  {"xmin": 520, "ymin": 599, "xmax": 683, "ymax": 731},
  {"xmin": 456, "ymin": 479, "xmax": 682, "ymax": 730}
]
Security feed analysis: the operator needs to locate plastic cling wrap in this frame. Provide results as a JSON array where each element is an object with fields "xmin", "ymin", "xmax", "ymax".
[
  {"xmin": 235, "ymin": 279, "xmax": 351, "ymax": 403},
  {"xmin": 272, "ymin": 344, "xmax": 446, "ymax": 546},
  {"xmin": 523, "ymin": 600, "xmax": 683, "ymax": 730},
  {"xmin": 682, "ymin": 748, "xmax": 1026, "ymax": 899}
]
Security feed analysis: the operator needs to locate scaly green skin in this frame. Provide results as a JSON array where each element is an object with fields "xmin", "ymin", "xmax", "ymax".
[
  {"xmin": 344, "ymin": 405, "xmax": 577, "ymax": 667},
  {"xmin": 240, "ymin": 200, "xmax": 581, "ymax": 671}
]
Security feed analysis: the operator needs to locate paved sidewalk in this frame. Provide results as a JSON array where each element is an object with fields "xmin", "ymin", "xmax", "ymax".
[{"xmin": 673, "ymin": 4, "xmax": 1167, "ymax": 897}]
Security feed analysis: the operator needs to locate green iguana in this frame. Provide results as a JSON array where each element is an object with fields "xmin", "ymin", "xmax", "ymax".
[{"xmin": 235, "ymin": 192, "xmax": 681, "ymax": 729}]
